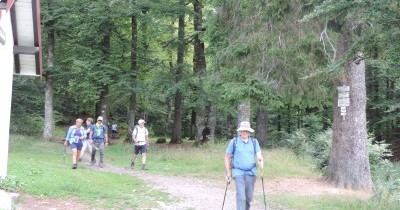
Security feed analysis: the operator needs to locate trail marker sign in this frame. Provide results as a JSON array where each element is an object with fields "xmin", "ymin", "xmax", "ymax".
[{"xmin": 337, "ymin": 86, "xmax": 350, "ymax": 120}]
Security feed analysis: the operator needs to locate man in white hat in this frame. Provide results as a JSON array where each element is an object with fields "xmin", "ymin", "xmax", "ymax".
[
  {"xmin": 130, "ymin": 119, "xmax": 149, "ymax": 170},
  {"xmin": 89, "ymin": 116, "xmax": 109, "ymax": 168},
  {"xmin": 224, "ymin": 121, "xmax": 264, "ymax": 210}
]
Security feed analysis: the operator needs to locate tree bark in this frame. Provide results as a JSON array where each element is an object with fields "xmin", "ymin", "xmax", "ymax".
[
  {"xmin": 207, "ymin": 104, "xmax": 217, "ymax": 143},
  {"xmin": 192, "ymin": 0, "xmax": 212, "ymax": 145},
  {"xmin": 255, "ymin": 107, "xmax": 267, "ymax": 148},
  {"xmin": 226, "ymin": 113, "xmax": 235, "ymax": 139},
  {"xmin": 237, "ymin": 99, "xmax": 251, "ymax": 127},
  {"xmin": 190, "ymin": 110, "xmax": 196, "ymax": 140},
  {"xmin": 43, "ymin": 0, "xmax": 55, "ymax": 141},
  {"xmin": 127, "ymin": 13, "xmax": 138, "ymax": 142},
  {"xmin": 325, "ymin": 29, "xmax": 373, "ymax": 192},
  {"xmin": 170, "ymin": 1, "xmax": 185, "ymax": 144},
  {"xmin": 96, "ymin": 18, "xmax": 112, "ymax": 126}
]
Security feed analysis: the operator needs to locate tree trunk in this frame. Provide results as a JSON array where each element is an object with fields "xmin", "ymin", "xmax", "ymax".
[
  {"xmin": 192, "ymin": 0, "xmax": 211, "ymax": 145},
  {"xmin": 43, "ymin": 0, "xmax": 55, "ymax": 141},
  {"xmin": 127, "ymin": 13, "xmax": 138, "ymax": 142},
  {"xmin": 170, "ymin": 1, "xmax": 185, "ymax": 144},
  {"xmin": 190, "ymin": 110, "xmax": 196, "ymax": 140},
  {"xmin": 238, "ymin": 99, "xmax": 251, "ymax": 127},
  {"xmin": 287, "ymin": 104, "xmax": 292, "ymax": 133},
  {"xmin": 255, "ymin": 107, "xmax": 267, "ymax": 148},
  {"xmin": 96, "ymin": 19, "xmax": 112, "ymax": 126},
  {"xmin": 207, "ymin": 104, "xmax": 217, "ymax": 143},
  {"xmin": 325, "ymin": 30, "xmax": 373, "ymax": 192},
  {"xmin": 226, "ymin": 113, "xmax": 235, "ymax": 139}
]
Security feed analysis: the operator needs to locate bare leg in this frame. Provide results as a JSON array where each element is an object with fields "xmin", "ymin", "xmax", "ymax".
[
  {"xmin": 72, "ymin": 149, "xmax": 77, "ymax": 164},
  {"xmin": 76, "ymin": 150, "xmax": 81, "ymax": 164},
  {"xmin": 142, "ymin": 153, "xmax": 146, "ymax": 164}
]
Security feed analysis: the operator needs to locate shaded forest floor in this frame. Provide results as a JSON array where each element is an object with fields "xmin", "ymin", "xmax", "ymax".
[{"xmin": 13, "ymin": 136, "xmax": 371, "ymax": 210}]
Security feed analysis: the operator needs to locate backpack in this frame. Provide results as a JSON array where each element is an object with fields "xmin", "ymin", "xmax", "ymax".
[{"xmin": 231, "ymin": 136, "xmax": 257, "ymax": 171}]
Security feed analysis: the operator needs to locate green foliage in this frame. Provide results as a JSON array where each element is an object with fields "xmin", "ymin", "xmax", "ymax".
[
  {"xmin": 10, "ymin": 77, "xmax": 45, "ymax": 135},
  {"xmin": 284, "ymin": 128, "xmax": 331, "ymax": 170},
  {"xmin": 106, "ymin": 139, "xmax": 318, "ymax": 178},
  {"xmin": 368, "ymin": 139, "xmax": 400, "ymax": 202},
  {"xmin": 0, "ymin": 176, "xmax": 25, "ymax": 192}
]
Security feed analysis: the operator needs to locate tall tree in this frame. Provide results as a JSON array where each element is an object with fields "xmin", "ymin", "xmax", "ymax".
[
  {"xmin": 192, "ymin": 0, "xmax": 215, "ymax": 144},
  {"xmin": 255, "ymin": 107, "xmax": 267, "ymax": 147},
  {"xmin": 127, "ymin": 1, "xmax": 138, "ymax": 142},
  {"xmin": 43, "ymin": 0, "xmax": 55, "ymax": 141},
  {"xmin": 95, "ymin": 10, "xmax": 112, "ymax": 125},
  {"xmin": 170, "ymin": 0, "xmax": 185, "ymax": 144},
  {"xmin": 326, "ymin": 27, "xmax": 372, "ymax": 191},
  {"xmin": 304, "ymin": 0, "xmax": 373, "ymax": 191},
  {"xmin": 238, "ymin": 99, "xmax": 251, "ymax": 127}
]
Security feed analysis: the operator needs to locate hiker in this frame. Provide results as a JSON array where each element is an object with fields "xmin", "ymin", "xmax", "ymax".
[
  {"xmin": 111, "ymin": 122, "xmax": 118, "ymax": 138},
  {"xmin": 90, "ymin": 116, "xmax": 109, "ymax": 168},
  {"xmin": 79, "ymin": 117, "xmax": 94, "ymax": 161},
  {"xmin": 130, "ymin": 119, "xmax": 149, "ymax": 170},
  {"xmin": 64, "ymin": 118, "xmax": 86, "ymax": 169},
  {"xmin": 224, "ymin": 121, "xmax": 264, "ymax": 210}
]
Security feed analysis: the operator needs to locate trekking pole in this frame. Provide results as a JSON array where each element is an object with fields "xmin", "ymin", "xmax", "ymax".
[
  {"xmin": 221, "ymin": 180, "xmax": 229, "ymax": 210},
  {"xmin": 261, "ymin": 167, "xmax": 267, "ymax": 210},
  {"xmin": 63, "ymin": 142, "xmax": 67, "ymax": 165}
]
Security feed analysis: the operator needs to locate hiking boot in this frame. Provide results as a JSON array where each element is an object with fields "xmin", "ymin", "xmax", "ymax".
[
  {"xmin": 141, "ymin": 164, "xmax": 148, "ymax": 170},
  {"xmin": 72, "ymin": 164, "xmax": 77, "ymax": 169},
  {"xmin": 99, "ymin": 162, "xmax": 104, "ymax": 168},
  {"xmin": 129, "ymin": 161, "xmax": 135, "ymax": 170},
  {"xmin": 91, "ymin": 159, "xmax": 96, "ymax": 166}
]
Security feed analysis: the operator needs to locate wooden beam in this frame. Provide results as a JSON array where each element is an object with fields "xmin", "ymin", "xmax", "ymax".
[
  {"xmin": 13, "ymin": 45, "xmax": 39, "ymax": 54},
  {"xmin": 32, "ymin": 0, "xmax": 38, "ymax": 46},
  {"xmin": 34, "ymin": 0, "xmax": 42, "ymax": 76},
  {"xmin": 14, "ymin": 54, "xmax": 20, "ymax": 74}
]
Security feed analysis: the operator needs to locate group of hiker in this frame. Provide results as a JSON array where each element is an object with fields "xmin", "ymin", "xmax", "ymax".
[
  {"xmin": 64, "ymin": 117, "xmax": 149, "ymax": 170},
  {"xmin": 64, "ymin": 118, "xmax": 263, "ymax": 210}
]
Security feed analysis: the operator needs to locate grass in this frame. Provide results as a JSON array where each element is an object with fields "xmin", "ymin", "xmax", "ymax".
[
  {"xmin": 106, "ymin": 138, "xmax": 319, "ymax": 179},
  {"xmin": 7, "ymin": 134, "xmax": 399, "ymax": 210},
  {"xmin": 270, "ymin": 195, "xmax": 400, "ymax": 210},
  {"xmin": 7, "ymin": 135, "xmax": 171, "ymax": 209}
]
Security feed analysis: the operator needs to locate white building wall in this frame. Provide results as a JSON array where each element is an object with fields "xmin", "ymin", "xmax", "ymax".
[{"xmin": 0, "ymin": 9, "xmax": 15, "ymax": 179}]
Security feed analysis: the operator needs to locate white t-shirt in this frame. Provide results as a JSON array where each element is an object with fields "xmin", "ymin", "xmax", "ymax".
[{"xmin": 132, "ymin": 126, "xmax": 148, "ymax": 145}]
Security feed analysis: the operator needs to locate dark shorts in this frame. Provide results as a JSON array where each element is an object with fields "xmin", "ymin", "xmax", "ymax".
[
  {"xmin": 134, "ymin": 145, "xmax": 147, "ymax": 155},
  {"xmin": 70, "ymin": 141, "xmax": 83, "ymax": 150}
]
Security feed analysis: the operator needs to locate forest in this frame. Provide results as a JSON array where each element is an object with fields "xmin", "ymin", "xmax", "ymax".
[{"xmin": 6, "ymin": 0, "xmax": 400, "ymax": 207}]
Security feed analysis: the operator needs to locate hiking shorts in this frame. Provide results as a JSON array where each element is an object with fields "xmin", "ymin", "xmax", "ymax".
[
  {"xmin": 70, "ymin": 141, "xmax": 83, "ymax": 150},
  {"xmin": 134, "ymin": 145, "xmax": 147, "ymax": 155}
]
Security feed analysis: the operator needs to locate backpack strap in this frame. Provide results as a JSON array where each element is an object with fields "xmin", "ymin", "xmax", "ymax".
[{"xmin": 232, "ymin": 136, "xmax": 257, "ymax": 156}]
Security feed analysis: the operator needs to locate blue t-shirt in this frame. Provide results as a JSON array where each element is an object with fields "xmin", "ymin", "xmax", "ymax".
[{"xmin": 226, "ymin": 137, "xmax": 261, "ymax": 177}]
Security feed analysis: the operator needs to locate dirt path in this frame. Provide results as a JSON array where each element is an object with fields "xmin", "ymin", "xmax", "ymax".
[
  {"xmin": 15, "ymin": 155, "xmax": 370, "ymax": 210},
  {"xmin": 90, "ymin": 162, "xmax": 281, "ymax": 210}
]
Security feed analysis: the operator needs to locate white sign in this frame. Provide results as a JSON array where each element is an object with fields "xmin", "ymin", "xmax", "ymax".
[
  {"xmin": 338, "ymin": 98, "xmax": 350, "ymax": 107},
  {"xmin": 337, "ymin": 86, "xmax": 350, "ymax": 120},
  {"xmin": 337, "ymin": 86, "xmax": 350, "ymax": 93}
]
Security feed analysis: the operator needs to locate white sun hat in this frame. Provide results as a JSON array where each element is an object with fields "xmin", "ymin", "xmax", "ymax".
[
  {"xmin": 138, "ymin": 119, "xmax": 145, "ymax": 124},
  {"xmin": 237, "ymin": 121, "xmax": 255, "ymax": 133}
]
